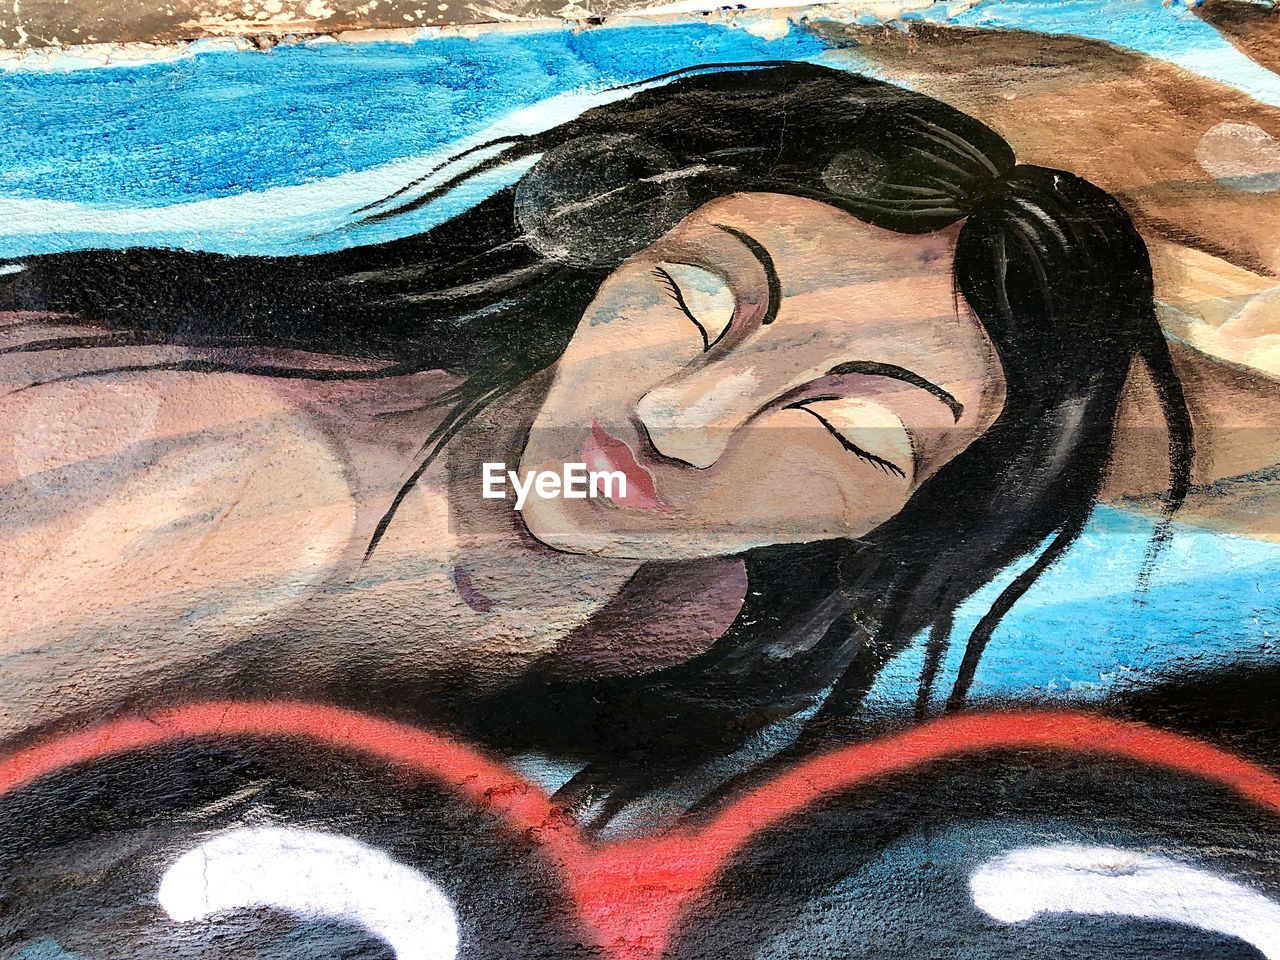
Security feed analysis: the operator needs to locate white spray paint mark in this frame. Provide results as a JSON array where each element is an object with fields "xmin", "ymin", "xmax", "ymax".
[
  {"xmin": 970, "ymin": 843, "xmax": 1280, "ymax": 958},
  {"xmin": 158, "ymin": 826, "xmax": 459, "ymax": 960}
]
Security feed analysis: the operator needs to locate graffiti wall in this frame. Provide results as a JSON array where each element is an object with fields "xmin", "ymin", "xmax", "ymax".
[{"xmin": 2, "ymin": 2, "xmax": 1280, "ymax": 956}]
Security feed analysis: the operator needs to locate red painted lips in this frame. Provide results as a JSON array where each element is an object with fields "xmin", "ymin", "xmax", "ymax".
[{"xmin": 583, "ymin": 420, "xmax": 667, "ymax": 512}]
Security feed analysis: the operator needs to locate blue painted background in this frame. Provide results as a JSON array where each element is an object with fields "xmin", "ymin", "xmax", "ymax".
[
  {"xmin": 3, "ymin": 1, "xmax": 1278, "ymax": 708},
  {"xmin": 1, "ymin": 26, "xmax": 824, "ymax": 207}
]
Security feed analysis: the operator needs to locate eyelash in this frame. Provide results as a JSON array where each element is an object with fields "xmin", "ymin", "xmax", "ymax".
[
  {"xmin": 789, "ymin": 404, "xmax": 908, "ymax": 479},
  {"xmin": 653, "ymin": 266, "xmax": 731, "ymax": 352}
]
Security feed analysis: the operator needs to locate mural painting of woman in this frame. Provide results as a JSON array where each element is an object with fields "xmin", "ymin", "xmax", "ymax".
[{"xmin": 2, "ymin": 57, "xmax": 1277, "ymax": 828}]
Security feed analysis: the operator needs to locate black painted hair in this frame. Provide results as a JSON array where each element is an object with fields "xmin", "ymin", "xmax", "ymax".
[{"xmin": 4, "ymin": 62, "xmax": 1192, "ymax": 815}]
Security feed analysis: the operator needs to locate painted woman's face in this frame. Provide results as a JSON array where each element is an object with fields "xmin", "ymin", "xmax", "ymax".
[{"xmin": 518, "ymin": 192, "xmax": 1006, "ymax": 559}]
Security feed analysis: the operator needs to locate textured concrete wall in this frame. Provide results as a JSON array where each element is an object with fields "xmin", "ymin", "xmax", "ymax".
[
  {"xmin": 3, "ymin": 0, "xmax": 1273, "ymax": 64},
  {"xmin": 1, "ymin": 0, "xmax": 928, "ymax": 48}
]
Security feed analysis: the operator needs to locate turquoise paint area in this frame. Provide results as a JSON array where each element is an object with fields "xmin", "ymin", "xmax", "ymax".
[
  {"xmin": 10, "ymin": 940, "xmax": 86, "ymax": 960},
  {"xmin": 0, "ymin": 24, "xmax": 824, "ymax": 207},
  {"xmin": 1, "ymin": 1, "xmax": 1276, "ymax": 255},
  {"xmin": 0, "ymin": 25, "xmax": 826, "ymax": 255},
  {"xmin": 866, "ymin": 506, "xmax": 1280, "ymax": 710}
]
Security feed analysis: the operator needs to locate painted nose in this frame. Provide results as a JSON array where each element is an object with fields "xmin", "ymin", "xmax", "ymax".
[{"xmin": 635, "ymin": 368, "xmax": 766, "ymax": 469}]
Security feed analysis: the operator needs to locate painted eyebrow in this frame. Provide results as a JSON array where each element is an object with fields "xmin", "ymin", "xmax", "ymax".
[
  {"xmin": 712, "ymin": 224, "xmax": 781, "ymax": 326},
  {"xmin": 706, "ymin": 227, "xmax": 963, "ymax": 423},
  {"xmin": 827, "ymin": 360, "xmax": 964, "ymax": 423}
]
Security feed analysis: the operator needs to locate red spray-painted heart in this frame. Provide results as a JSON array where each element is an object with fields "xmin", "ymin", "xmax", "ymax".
[{"xmin": 3, "ymin": 703, "xmax": 1279, "ymax": 959}]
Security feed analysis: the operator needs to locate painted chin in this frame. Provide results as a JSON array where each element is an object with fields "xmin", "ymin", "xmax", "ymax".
[{"xmin": 581, "ymin": 420, "xmax": 668, "ymax": 512}]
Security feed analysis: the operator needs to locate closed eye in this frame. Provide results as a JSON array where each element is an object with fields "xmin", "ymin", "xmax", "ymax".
[
  {"xmin": 788, "ymin": 397, "xmax": 912, "ymax": 480},
  {"xmin": 653, "ymin": 263, "xmax": 735, "ymax": 351}
]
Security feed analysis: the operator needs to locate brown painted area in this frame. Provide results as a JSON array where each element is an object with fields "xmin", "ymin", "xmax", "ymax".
[{"xmin": 816, "ymin": 20, "xmax": 1280, "ymax": 278}]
